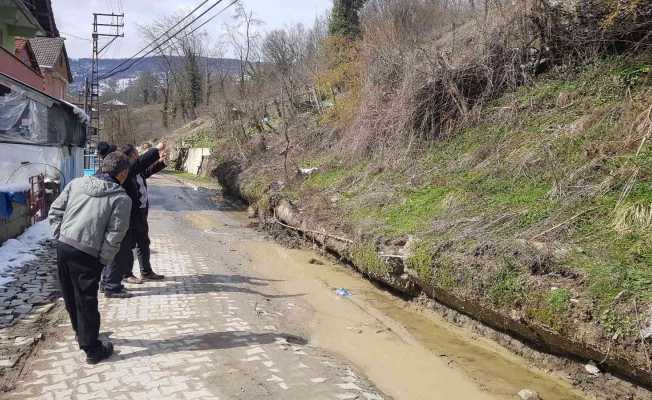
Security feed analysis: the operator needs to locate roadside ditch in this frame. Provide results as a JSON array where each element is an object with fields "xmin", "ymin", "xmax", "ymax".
[{"xmin": 213, "ymin": 161, "xmax": 652, "ymax": 400}]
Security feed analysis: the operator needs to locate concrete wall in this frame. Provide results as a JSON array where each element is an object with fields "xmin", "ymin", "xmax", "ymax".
[
  {"xmin": 0, "ymin": 203, "xmax": 30, "ymax": 244},
  {"xmin": 184, "ymin": 148, "xmax": 211, "ymax": 175}
]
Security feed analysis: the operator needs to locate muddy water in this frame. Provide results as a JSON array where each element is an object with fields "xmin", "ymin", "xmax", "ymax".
[
  {"xmin": 241, "ymin": 242, "xmax": 588, "ymax": 400},
  {"xmin": 179, "ymin": 201, "xmax": 586, "ymax": 400}
]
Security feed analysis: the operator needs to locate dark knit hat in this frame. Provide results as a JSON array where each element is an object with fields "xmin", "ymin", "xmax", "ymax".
[{"xmin": 97, "ymin": 142, "xmax": 117, "ymax": 158}]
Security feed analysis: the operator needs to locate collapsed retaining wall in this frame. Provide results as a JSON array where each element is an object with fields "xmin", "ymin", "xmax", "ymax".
[{"xmin": 215, "ymin": 161, "xmax": 652, "ymax": 393}]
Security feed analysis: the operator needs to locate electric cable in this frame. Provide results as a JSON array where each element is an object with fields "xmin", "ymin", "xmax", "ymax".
[
  {"xmin": 101, "ymin": 0, "xmax": 238, "ymax": 80},
  {"xmin": 100, "ymin": 0, "xmax": 214, "ymax": 79}
]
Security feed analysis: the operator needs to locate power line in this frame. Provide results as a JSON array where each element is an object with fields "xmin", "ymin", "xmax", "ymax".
[
  {"xmin": 101, "ymin": 0, "xmax": 233, "ymax": 79},
  {"xmin": 100, "ymin": 0, "xmax": 215, "ymax": 79},
  {"xmin": 100, "ymin": 0, "xmax": 238, "ymax": 81},
  {"xmin": 100, "ymin": 0, "xmax": 239, "ymax": 80},
  {"xmin": 138, "ymin": 0, "xmax": 237, "ymax": 59},
  {"xmin": 100, "ymin": 0, "xmax": 240, "ymax": 80},
  {"xmin": 61, "ymin": 31, "xmax": 92, "ymax": 42}
]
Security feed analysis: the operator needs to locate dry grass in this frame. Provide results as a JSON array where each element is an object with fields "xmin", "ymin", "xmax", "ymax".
[
  {"xmin": 613, "ymin": 202, "xmax": 652, "ymax": 234},
  {"xmin": 336, "ymin": 0, "xmax": 652, "ymax": 163}
]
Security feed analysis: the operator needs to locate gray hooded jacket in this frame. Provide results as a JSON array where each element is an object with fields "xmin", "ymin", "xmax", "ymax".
[{"xmin": 48, "ymin": 175, "xmax": 132, "ymax": 266}]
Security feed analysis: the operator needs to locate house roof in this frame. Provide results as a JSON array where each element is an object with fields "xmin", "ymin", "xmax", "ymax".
[
  {"xmin": 29, "ymin": 37, "xmax": 62, "ymax": 67},
  {"xmin": 21, "ymin": 0, "xmax": 59, "ymax": 37},
  {"xmin": 7, "ymin": 0, "xmax": 45, "ymax": 35},
  {"xmin": 14, "ymin": 38, "xmax": 42, "ymax": 75},
  {"xmin": 0, "ymin": 71, "xmax": 88, "ymax": 146},
  {"xmin": 28, "ymin": 37, "xmax": 72, "ymax": 82}
]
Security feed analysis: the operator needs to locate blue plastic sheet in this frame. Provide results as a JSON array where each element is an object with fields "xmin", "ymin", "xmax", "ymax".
[
  {"xmin": 0, "ymin": 193, "xmax": 12, "ymax": 219},
  {"xmin": 0, "ymin": 191, "xmax": 29, "ymax": 218},
  {"xmin": 11, "ymin": 192, "xmax": 27, "ymax": 205}
]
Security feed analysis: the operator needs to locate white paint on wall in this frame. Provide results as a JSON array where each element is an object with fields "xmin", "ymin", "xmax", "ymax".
[{"xmin": 184, "ymin": 148, "xmax": 211, "ymax": 175}]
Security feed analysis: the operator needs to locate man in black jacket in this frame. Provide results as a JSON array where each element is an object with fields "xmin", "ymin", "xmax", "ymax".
[
  {"xmin": 127, "ymin": 144, "xmax": 167, "ymax": 283},
  {"xmin": 100, "ymin": 143, "xmax": 164, "ymax": 297}
]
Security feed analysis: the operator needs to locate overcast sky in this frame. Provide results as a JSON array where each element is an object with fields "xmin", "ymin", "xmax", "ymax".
[{"xmin": 52, "ymin": 0, "xmax": 332, "ymax": 59}]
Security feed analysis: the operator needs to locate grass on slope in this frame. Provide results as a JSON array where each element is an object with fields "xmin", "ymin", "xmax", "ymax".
[{"xmin": 283, "ymin": 55, "xmax": 652, "ymax": 339}]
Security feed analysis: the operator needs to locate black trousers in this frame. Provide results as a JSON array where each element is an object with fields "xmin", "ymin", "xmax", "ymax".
[
  {"xmin": 132, "ymin": 209, "xmax": 153, "ymax": 276},
  {"xmin": 101, "ymin": 228, "xmax": 134, "ymax": 292},
  {"xmin": 56, "ymin": 242, "xmax": 102, "ymax": 351}
]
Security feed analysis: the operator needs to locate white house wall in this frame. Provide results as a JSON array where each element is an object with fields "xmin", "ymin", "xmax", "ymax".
[{"xmin": 0, "ymin": 143, "xmax": 83, "ymax": 187}]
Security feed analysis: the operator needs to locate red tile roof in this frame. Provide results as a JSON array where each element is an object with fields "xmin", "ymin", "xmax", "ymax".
[{"xmin": 29, "ymin": 37, "xmax": 72, "ymax": 82}]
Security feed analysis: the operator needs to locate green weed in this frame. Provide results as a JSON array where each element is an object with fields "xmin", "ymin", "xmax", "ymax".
[
  {"xmin": 599, "ymin": 308, "xmax": 637, "ymax": 337},
  {"xmin": 548, "ymin": 288, "xmax": 572, "ymax": 313},
  {"xmin": 489, "ymin": 260, "xmax": 526, "ymax": 306},
  {"xmin": 434, "ymin": 260, "xmax": 461, "ymax": 290},
  {"xmin": 616, "ymin": 64, "xmax": 651, "ymax": 87},
  {"xmin": 242, "ymin": 175, "xmax": 272, "ymax": 203},
  {"xmin": 306, "ymin": 167, "xmax": 348, "ymax": 189},
  {"xmin": 350, "ymin": 242, "xmax": 387, "ymax": 276},
  {"xmin": 588, "ymin": 262, "xmax": 652, "ymax": 304},
  {"xmin": 406, "ymin": 241, "xmax": 434, "ymax": 284},
  {"xmin": 380, "ymin": 186, "xmax": 450, "ymax": 233}
]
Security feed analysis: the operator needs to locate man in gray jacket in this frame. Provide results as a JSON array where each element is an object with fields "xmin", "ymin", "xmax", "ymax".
[{"xmin": 48, "ymin": 152, "xmax": 132, "ymax": 364}]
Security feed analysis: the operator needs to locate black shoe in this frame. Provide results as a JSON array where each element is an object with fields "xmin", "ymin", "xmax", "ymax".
[
  {"xmin": 86, "ymin": 341, "xmax": 114, "ymax": 365},
  {"xmin": 141, "ymin": 272, "xmax": 165, "ymax": 281},
  {"xmin": 105, "ymin": 289, "xmax": 132, "ymax": 298}
]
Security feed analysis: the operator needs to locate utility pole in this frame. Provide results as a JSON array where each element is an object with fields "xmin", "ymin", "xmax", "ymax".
[{"xmin": 84, "ymin": 12, "xmax": 124, "ymax": 169}]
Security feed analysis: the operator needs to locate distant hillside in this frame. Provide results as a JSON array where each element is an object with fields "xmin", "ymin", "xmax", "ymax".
[{"xmin": 68, "ymin": 56, "xmax": 242, "ymax": 91}]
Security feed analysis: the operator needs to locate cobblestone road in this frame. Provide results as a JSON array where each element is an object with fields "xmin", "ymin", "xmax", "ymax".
[{"xmin": 4, "ymin": 176, "xmax": 383, "ymax": 400}]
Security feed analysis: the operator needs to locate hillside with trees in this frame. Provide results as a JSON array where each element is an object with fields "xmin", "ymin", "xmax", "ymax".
[{"xmin": 117, "ymin": 1, "xmax": 652, "ymax": 397}]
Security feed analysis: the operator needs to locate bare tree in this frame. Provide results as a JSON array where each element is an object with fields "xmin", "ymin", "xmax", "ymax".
[
  {"xmin": 140, "ymin": 15, "xmax": 208, "ymax": 123},
  {"xmin": 262, "ymin": 25, "xmax": 307, "ymax": 107},
  {"xmin": 226, "ymin": 3, "xmax": 263, "ymax": 99}
]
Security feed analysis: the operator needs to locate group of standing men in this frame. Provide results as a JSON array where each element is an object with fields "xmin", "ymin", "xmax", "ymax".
[{"xmin": 48, "ymin": 141, "xmax": 168, "ymax": 364}]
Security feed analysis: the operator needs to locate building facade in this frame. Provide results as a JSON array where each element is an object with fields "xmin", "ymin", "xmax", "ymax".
[{"xmin": 0, "ymin": 0, "xmax": 87, "ymax": 242}]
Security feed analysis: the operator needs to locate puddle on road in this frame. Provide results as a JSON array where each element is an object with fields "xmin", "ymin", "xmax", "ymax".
[
  {"xmin": 180, "ymin": 204, "xmax": 586, "ymax": 400},
  {"xmin": 184, "ymin": 210, "xmax": 250, "ymax": 231},
  {"xmin": 241, "ymin": 241, "xmax": 587, "ymax": 400}
]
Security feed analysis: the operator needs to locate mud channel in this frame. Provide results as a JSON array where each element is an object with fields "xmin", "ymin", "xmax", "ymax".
[
  {"xmin": 177, "ymin": 181, "xmax": 588, "ymax": 400},
  {"xmin": 238, "ymin": 238, "xmax": 587, "ymax": 400}
]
